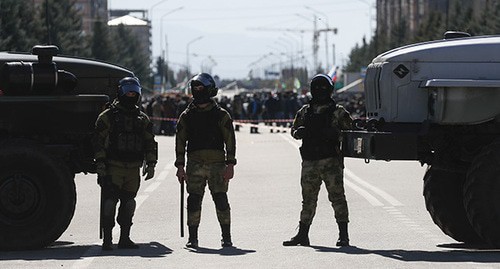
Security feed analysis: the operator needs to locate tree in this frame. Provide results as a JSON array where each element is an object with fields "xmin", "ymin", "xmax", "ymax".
[
  {"xmin": 389, "ymin": 17, "xmax": 409, "ymax": 48},
  {"xmin": 345, "ymin": 39, "xmax": 367, "ymax": 72},
  {"xmin": 90, "ymin": 20, "xmax": 115, "ymax": 62},
  {"xmin": 413, "ymin": 11, "xmax": 445, "ymax": 43},
  {"xmin": 39, "ymin": 0, "xmax": 89, "ymax": 56},
  {"xmin": 111, "ymin": 24, "xmax": 152, "ymax": 89},
  {"xmin": 0, "ymin": 0, "xmax": 44, "ymax": 52},
  {"xmin": 494, "ymin": 1, "xmax": 500, "ymax": 33}
]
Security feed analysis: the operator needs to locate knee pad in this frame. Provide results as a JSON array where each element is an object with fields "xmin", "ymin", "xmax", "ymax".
[
  {"xmin": 117, "ymin": 198, "xmax": 136, "ymax": 226},
  {"xmin": 119, "ymin": 190, "xmax": 137, "ymax": 201},
  {"xmin": 102, "ymin": 198, "xmax": 118, "ymax": 218},
  {"xmin": 213, "ymin": 192, "xmax": 230, "ymax": 211},
  {"xmin": 102, "ymin": 185, "xmax": 119, "ymax": 201},
  {"xmin": 187, "ymin": 194, "xmax": 202, "ymax": 212},
  {"xmin": 120, "ymin": 198, "xmax": 136, "ymax": 214},
  {"xmin": 102, "ymin": 198, "xmax": 118, "ymax": 227}
]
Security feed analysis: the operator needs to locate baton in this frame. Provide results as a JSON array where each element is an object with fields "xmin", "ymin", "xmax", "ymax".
[
  {"xmin": 99, "ymin": 185, "xmax": 104, "ymax": 239},
  {"xmin": 180, "ymin": 180, "xmax": 185, "ymax": 237}
]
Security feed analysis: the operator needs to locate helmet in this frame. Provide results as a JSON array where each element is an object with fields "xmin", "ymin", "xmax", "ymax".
[
  {"xmin": 117, "ymin": 77, "xmax": 141, "ymax": 108},
  {"xmin": 190, "ymin": 73, "xmax": 218, "ymax": 97},
  {"xmin": 118, "ymin": 76, "xmax": 141, "ymax": 97},
  {"xmin": 310, "ymin": 74, "xmax": 334, "ymax": 103}
]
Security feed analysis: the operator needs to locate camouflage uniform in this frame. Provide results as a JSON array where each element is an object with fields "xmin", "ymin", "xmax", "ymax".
[
  {"xmin": 175, "ymin": 99, "xmax": 236, "ymax": 227},
  {"xmin": 292, "ymin": 101, "xmax": 352, "ymax": 225},
  {"xmin": 94, "ymin": 99, "xmax": 157, "ymax": 243}
]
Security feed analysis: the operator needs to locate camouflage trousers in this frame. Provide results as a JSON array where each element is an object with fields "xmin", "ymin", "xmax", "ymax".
[
  {"xmin": 299, "ymin": 157, "xmax": 349, "ymax": 225},
  {"xmin": 106, "ymin": 163, "xmax": 141, "ymax": 193},
  {"xmin": 101, "ymin": 163, "xmax": 141, "ymax": 228},
  {"xmin": 186, "ymin": 160, "xmax": 230, "ymax": 226}
]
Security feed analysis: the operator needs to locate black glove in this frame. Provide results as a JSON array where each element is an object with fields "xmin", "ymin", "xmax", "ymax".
[
  {"xmin": 293, "ymin": 126, "xmax": 307, "ymax": 139},
  {"xmin": 142, "ymin": 164, "xmax": 155, "ymax": 180}
]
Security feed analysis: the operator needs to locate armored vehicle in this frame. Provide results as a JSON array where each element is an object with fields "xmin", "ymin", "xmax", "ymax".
[
  {"xmin": 343, "ymin": 33, "xmax": 500, "ymax": 247},
  {"xmin": 0, "ymin": 45, "xmax": 133, "ymax": 250}
]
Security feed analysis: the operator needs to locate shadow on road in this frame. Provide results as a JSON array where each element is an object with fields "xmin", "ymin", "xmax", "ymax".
[
  {"xmin": 310, "ymin": 244, "xmax": 500, "ymax": 263},
  {"xmin": 0, "ymin": 241, "xmax": 172, "ymax": 260},
  {"xmin": 184, "ymin": 245, "xmax": 256, "ymax": 256}
]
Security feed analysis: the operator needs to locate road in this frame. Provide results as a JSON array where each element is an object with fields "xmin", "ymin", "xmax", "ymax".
[{"xmin": 1, "ymin": 124, "xmax": 500, "ymax": 268}]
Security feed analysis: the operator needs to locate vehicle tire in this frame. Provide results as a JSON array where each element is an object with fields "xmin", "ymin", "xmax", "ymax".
[
  {"xmin": 464, "ymin": 139, "xmax": 500, "ymax": 247},
  {"xmin": 423, "ymin": 165, "xmax": 482, "ymax": 244},
  {"xmin": 0, "ymin": 140, "xmax": 76, "ymax": 250}
]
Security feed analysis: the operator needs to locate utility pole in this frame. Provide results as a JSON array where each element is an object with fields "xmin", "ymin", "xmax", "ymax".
[
  {"xmin": 312, "ymin": 15, "xmax": 319, "ymax": 73},
  {"xmin": 248, "ymin": 24, "xmax": 337, "ymax": 75}
]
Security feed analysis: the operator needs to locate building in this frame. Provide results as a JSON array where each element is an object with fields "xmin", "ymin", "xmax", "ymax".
[{"xmin": 107, "ymin": 13, "xmax": 152, "ymax": 65}]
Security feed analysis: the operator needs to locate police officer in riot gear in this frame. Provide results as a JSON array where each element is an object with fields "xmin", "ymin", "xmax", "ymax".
[
  {"xmin": 283, "ymin": 74, "xmax": 352, "ymax": 247},
  {"xmin": 94, "ymin": 77, "xmax": 158, "ymax": 250},
  {"xmin": 175, "ymin": 73, "xmax": 237, "ymax": 249}
]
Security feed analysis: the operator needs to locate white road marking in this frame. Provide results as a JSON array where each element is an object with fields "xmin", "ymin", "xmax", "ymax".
[
  {"xmin": 71, "ymin": 162, "xmax": 172, "ymax": 269},
  {"xmin": 278, "ymin": 133, "xmax": 444, "ymax": 244},
  {"xmin": 279, "ymin": 133, "xmax": 403, "ymax": 207},
  {"xmin": 344, "ymin": 169, "xmax": 403, "ymax": 206},
  {"xmin": 345, "ymin": 180, "xmax": 384, "ymax": 206},
  {"xmin": 144, "ymin": 182, "xmax": 162, "ymax": 193}
]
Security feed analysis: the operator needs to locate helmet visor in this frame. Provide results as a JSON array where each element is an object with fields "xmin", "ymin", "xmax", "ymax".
[
  {"xmin": 120, "ymin": 83, "xmax": 141, "ymax": 95},
  {"xmin": 192, "ymin": 73, "xmax": 214, "ymax": 88}
]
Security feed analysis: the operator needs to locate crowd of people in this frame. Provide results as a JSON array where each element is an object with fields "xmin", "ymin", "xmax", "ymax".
[{"xmin": 140, "ymin": 90, "xmax": 366, "ymax": 136}]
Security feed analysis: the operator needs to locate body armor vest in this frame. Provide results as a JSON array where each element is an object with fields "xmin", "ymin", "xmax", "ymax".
[
  {"xmin": 107, "ymin": 107, "xmax": 145, "ymax": 162},
  {"xmin": 185, "ymin": 105, "xmax": 224, "ymax": 152},
  {"xmin": 300, "ymin": 103, "xmax": 340, "ymax": 160}
]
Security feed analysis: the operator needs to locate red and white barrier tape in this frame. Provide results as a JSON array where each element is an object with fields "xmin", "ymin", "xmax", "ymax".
[{"xmin": 150, "ymin": 117, "xmax": 293, "ymax": 123}]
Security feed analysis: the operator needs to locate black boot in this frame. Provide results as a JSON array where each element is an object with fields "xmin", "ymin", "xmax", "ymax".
[
  {"xmin": 336, "ymin": 221, "xmax": 349, "ymax": 247},
  {"xmin": 221, "ymin": 224, "xmax": 233, "ymax": 247},
  {"xmin": 186, "ymin": 225, "xmax": 199, "ymax": 248},
  {"xmin": 102, "ymin": 227, "xmax": 113, "ymax": 251},
  {"xmin": 283, "ymin": 222, "xmax": 310, "ymax": 246},
  {"xmin": 118, "ymin": 226, "xmax": 139, "ymax": 249}
]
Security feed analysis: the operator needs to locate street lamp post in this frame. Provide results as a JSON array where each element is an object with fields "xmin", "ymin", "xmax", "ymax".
[
  {"xmin": 149, "ymin": 0, "xmax": 169, "ymax": 24},
  {"xmin": 267, "ymin": 52, "xmax": 283, "ymax": 79},
  {"xmin": 305, "ymin": 5, "xmax": 331, "ymax": 71},
  {"xmin": 186, "ymin": 36, "xmax": 203, "ymax": 77},
  {"xmin": 160, "ymin": 7, "xmax": 184, "ymax": 56},
  {"xmin": 159, "ymin": 6, "xmax": 184, "ymax": 92},
  {"xmin": 276, "ymin": 38, "xmax": 294, "ymax": 80},
  {"xmin": 294, "ymin": 13, "xmax": 319, "ymax": 75},
  {"xmin": 284, "ymin": 32, "xmax": 305, "ymax": 71},
  {"xmin": 201, "ymin": 56, "xmax": 217, "ymax": 74}
]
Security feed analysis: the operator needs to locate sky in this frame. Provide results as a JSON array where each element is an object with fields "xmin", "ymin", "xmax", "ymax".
[{"xmin": 108, "ymin": 0, "xmax": 375, "ymax": 80}]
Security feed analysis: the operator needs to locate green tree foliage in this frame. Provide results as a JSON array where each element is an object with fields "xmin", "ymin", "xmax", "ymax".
[
  {"xmin": 111, "ymin": 24, "xmax": 152, "ymax": 88},
  {"xmin": 0, "ymin": 1, "xmax": 153, "ymax": 88},
  {"xmin": 154, "ymin": 56, "xmax": 177, "ymax": 88},
  {"xmin": 345, "ymin": 37, "xmax": 370, "ymax": 72},
  {"xmin": 389, "ymin": 17, "xmax": 409, "ymax": 48},
  {"xmin": 91, "ymin": 20, "xmax": 115, "ymax": 62},
  {"xmin": 345, "ymin": 0, "xmax": 500, "ymax": 73},
  {"xmin": 0, "ymin": 0, "xmax": 44, "ymax": 52},
  {"xmin": 494, "ymin": 1, "xmax": 500, "ymax": 33},
  {"xmin": 413, "ymin": 11, "xmax": 445, "ymax": 43},
  {"xmin": 39, "ymin": 0, "xmax": 89, "ymax": 56}
]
